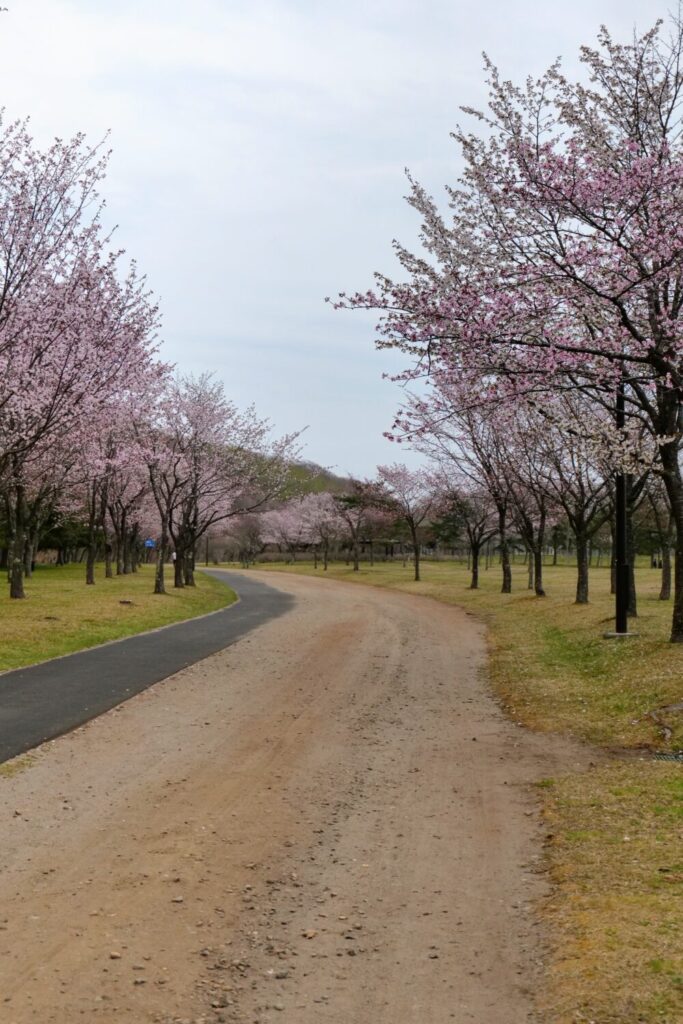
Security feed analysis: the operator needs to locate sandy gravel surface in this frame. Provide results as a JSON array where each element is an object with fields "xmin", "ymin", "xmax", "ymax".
[{"xmin": 0, "ymin": 571, "xmax": 594, "ymax": 1024}]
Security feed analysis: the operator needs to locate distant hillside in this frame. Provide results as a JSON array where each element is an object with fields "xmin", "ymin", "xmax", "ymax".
[{"xmin": 286, "ymin": 461, "xmax": 350, "ymax": 496}]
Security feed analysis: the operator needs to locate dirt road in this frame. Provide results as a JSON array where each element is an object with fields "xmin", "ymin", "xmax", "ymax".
[{"xmin": 0, "ymin": 571, "xmax": 592, "ymax": 1024}]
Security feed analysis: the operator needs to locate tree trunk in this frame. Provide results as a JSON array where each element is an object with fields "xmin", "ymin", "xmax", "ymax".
[
  {"xmin": 323, "ymin": 542, "xmax": 329, "ymax": 570},
  {"xmin": 10, "ymin": 536, "xmax": 25, "ymax": 598},
  {"xmin": 533, "ymin": 546, "xmax": 545, "ymax": 597},
  {"xmin": 122, "ymin": 525, "xmax": 132, "ymax": 574},
  {"xmin": 174, "ymin": 551, "xmax": 185, "ymax": 588},
  {"xmin": 8, "ymin": 483, "xmax": 26, "ymax": 599},
  {"xmin": 353, "ymin": 537, "xmax": 360, "ymax": 571},
  {"xmin": 660, "ymin": 442, "xmax": 683, "ymax": 640},
  {"xmin": 115, "ymin": 533, "xmax": 124, "ymax": 575},
  {"xmin": 184, "ymin": 546, "xmax": 196, "ymax": 587},
  {"xmin": 410, "ymin": 524, "xmax": 420, "ymax": 582},
  {"xmin": 661, "ymin": 541, "xmax": 672, "ymax": 601},
  {"xmin": 102, "ymin": 518, "xmax": 113, "ymax": 578},
  {"xmin": 470, "ymin": 543, "xmax": 480, "ymax": 589},
  {"xmin": 24, "ymin": 532, "xmax": 37, "ymax": 578},
  {"xmin": 625, "ymin": 480, "xmax": 637, "ymax": 617},
  {"xmin": 498, "ymin": 506, "xmax": 511, "ymax": 594},
  {"xmin": 85, "ymin": 492, "xmax": 98, "ymax": 586},
  {"xmin": 154, "ymin": 521, "xmax": 168, "ymax": 595},
  {"xmin": 575, "ymin": 534, "xmax": 589, "ymax": 604}
]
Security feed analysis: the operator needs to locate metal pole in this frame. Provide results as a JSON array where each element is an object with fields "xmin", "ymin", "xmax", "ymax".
[{"xmin": 614, "ymin": 380, "xmax": 629, "ymax": 634}]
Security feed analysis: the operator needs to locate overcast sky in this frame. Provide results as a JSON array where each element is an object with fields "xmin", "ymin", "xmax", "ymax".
[{"xmin": 0, "ymin": 0, "xmax": 667, "ymax": 474}]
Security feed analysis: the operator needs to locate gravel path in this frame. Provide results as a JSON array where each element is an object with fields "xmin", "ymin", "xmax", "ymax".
[{"xmin": 0, "ymin": 570, "xmax": 594, "ymax": 1023}]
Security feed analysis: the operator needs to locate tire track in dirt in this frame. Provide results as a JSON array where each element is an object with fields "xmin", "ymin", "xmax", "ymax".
[{"xmin": 0, "ymin": 571, "xmax": 596, "ymax": 1024}]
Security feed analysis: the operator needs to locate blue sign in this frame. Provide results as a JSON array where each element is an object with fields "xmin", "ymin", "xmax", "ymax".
[{"xmin": 144, "ymin": 538, "xmax": 156, "ymax": 548}]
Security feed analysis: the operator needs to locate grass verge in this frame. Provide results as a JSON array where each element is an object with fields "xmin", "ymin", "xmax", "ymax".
[
  {"xmin": 252, "ymin": 558, "xmax": 683, "ymax": 1023},
  {"xmin": 0, "ymin": 562, "xmax": 235, "ymax": 672}
]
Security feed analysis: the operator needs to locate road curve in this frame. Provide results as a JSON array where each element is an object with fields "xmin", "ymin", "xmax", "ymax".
[
  {"xmin": 0, "ymin": 570, "xmax": 293, "ymax": 764},
  {"xmin": 0, "ymin": 570, "xmax": 593, "ymax": 1024}
]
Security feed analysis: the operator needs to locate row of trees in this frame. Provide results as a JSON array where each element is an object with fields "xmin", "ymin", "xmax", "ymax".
[
  {"xmin": 0, "ymin": 119, "xmax": 299, "ymax": 598},
  {"xmin": 253, "ymin": 468, "xmax": 436, "ymax": 577},
  {"xmin": 241, "ymin": 441, "xmax": 673, "ymax": 616},
  {"xmin": 337, "ymin": 14, "xmax": 683, "ymax": 641}
]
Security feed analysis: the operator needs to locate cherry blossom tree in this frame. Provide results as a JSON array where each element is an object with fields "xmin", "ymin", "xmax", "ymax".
[
  {"xmin": 298, "ymin": 492, "xmax": 342, "ymax": 569},
  {"xmin": 140, "ymin": 374, "xmax": 300, "ymax": 594},
  {"xmin": 338, "ymin": 15, "xmax": 683, "ymax": 639},
  {"xmin": 439, "ymin": 484, "xmax": 497, "ymax": 589},
  {"xmin": 224, "ymin": 515, "xmax": 265, "ymax": 567},
  {"xmin": 521, "ymin": 397, "xmax": 611, "ymax": 603},
  {"xmin": 398, "ymin": 394, "xmax": 514, "ymax": 593},
  {"xmin": 374, "ymin": 464, "xmax": 442, "ymax": 581},
  {"xmin": 334, "ymin": 480, "xmax": 380, "ymax": 572},
  {"xmin": 261, "ymin": 501, "xmax": 312, "ymax": 562},
  {"xmin": 0, "ymin": 120, "xmax": 162, "ymax": 597}
]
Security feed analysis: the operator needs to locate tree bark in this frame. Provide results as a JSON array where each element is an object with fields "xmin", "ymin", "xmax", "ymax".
[
  {"xmin": 8, "ymin": 482, "xmax": 26, "ymax": 599},
  {"xmin": 85, "ymin": 491, "xmax": 98, "ymax": 586},
  {"xmin": 660, "ymin": 442, "xmax": 683, "ymax": 640},
  {"xmin": 470, "ymin": 543, "xmax": 480, "ymax": 589},
  {"xmin": 115, "ymin": 533, "xmax": 124, "ymax": 576},
  {"xmin": 24, "ymin": 532, "xmax": 37, "ymax": 578},
  {"xmin": 174, "ymin": 551, "xmax": 185, "ymax": 588},
  {"xmin": 575, "ymin": 534, "xmax": 589, "ymax": 604},
  {"xmin": 498, "ymin": 506, "xmax": 511, "ymax": 594},
  {"xmin": 99, "ymin": 509, "xmax": 113, "ymax": 579},
  {"xmin": 154, "ymin": 519, "xmax": 168, "ymax": 595},
  {"xmin": 626, "ymin": 478, "xmax": 637, "ymax": 617},
  {"xmin": 533, "ymin": 546, "xmax": 546, "ymax": 597},
  {"xmin": 661, "ymin": 540, "xmax": 672, "ymax": 601},
  {"xmin": 410, "ymin": 523, "xmax": 420, "ymax": 582},
  {"xmin": 184, "ymin": 546, "xmax": 195, "ymax": 586},
  {"xmin": 123, "ymin": 534, "xmax": 134, "ymax": 574}
]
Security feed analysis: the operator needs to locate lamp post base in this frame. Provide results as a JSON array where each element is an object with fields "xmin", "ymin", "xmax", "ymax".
[{"xmin": 603, "ymin": 631, "xmax": 639, "ymax": 639}]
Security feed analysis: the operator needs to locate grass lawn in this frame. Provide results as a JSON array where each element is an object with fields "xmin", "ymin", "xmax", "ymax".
[
  {"xmin": 0, "ymin": 562, "xmax": 235, "ymax": 672},
  {"xmin": 252, "ymin": 557, "xmax": 683, "ymax": 1024}
]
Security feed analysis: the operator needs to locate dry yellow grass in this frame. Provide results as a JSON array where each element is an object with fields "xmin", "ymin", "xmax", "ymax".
[
  {"xmin": 254, "ymin": 557, "xmax": 683, "ymax": 1023},
  {"xmin": 542, "ymin": 764, "xmax": 683, "ymax": 1023}
]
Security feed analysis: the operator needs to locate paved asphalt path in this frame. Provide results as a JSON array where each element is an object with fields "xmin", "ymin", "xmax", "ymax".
[{"xmin": 0, "ymin": 570, "xmax": 294, "ymax": 764}]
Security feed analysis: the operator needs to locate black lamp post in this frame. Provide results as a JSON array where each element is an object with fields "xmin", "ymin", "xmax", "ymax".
[
  {"xmin": 606, "ymin": 377, "xmax": 636, "ymax": 638},
  {"xmin": 614, "ymin": 380, "xmax": 629, "ymax": 634}
]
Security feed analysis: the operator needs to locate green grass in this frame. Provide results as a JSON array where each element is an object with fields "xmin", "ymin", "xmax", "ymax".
[
  {"xmin": 250, "ymin": 556, "xmax": 683, "ymax": 1023},
  {"xmin": 0, "ymin": 562, "xmax": 235, "ymax": 671}
]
